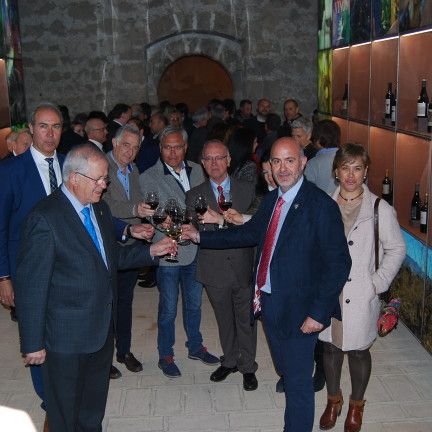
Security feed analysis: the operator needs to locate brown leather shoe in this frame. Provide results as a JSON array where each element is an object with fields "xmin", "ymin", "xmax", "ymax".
[
  {"xmin": 43, "ymin": 414, "xmax": 49, "ymax": 432},
  {"xmin": 344, "ymin": 398, "xmax": 365, "ymax": 432},
  {"xmin": 319, "ymin": 392, "xmax": 343, "ymax": 430}
]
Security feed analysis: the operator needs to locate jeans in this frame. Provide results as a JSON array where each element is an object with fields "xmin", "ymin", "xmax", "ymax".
[{"xmin": 156, "ymin": 261, "xmax": 203, "ymax": 357}]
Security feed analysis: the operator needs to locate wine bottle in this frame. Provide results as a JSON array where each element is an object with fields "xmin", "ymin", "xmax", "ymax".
[
  {"xmin": 382, "ymin": 169, "xmax": 392, "ymax": 204},
  {"xmin": 411, "ymin": 183, "xmax": 421, "ymax": 221},
  {"xmin": 428, "ymin": 100, "xmax": 432, "ymax": 133},
  {"xmin": 341, "ymin": 83, "xmax": 348, "ymax": 114},
  {"xmin": 391, "ymin": 90, "xmax": 397, "ymax": 126},
  {"xmin": 420, "ymin": 193, "xmax": 428, "ymax": 233},
  {"xmin": 385, "ymin": 83, "xmax": 394, "ymax": 119},
  {"xmin": 417, "ymin": 79, "xmax": 429, "ymax": 118}
]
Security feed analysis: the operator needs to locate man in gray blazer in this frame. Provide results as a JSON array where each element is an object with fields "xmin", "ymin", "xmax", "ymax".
[
  {"xmin": 185, "ymin": 140, "xmax": 258, "ymax": 390},
  {"xmin": 14, "ymin": 144, "xmax": 175, "ymax": 432},
  {"xmin": 103, "ymin": 124, "xmax": 155, "ymax": 378},
  {"xmin": 139, "ymin": 126, "xmax": 219, "ymax": 377}
]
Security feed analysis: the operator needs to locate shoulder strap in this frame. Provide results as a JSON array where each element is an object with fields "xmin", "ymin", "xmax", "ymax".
[{"xmin": 374, "ymin": 198, "xmax": 381, "ymax": 271}]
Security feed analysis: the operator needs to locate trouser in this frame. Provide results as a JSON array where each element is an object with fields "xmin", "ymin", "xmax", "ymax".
[
  {"xmin": 115, "ymin": 269, "xmax": 139, "ymax": 356},
  {"xmin": 42, "ymin": 328, "xmax": 114, "ymax": 432},
  {"xmin": 261, "ymin": 292, "xmax": 317, "ymax": 432}
]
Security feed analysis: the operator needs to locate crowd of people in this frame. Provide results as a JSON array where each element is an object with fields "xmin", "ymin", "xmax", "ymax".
[{"xmin": 0, "ymin": 97, "xmax": 406, "ymax": 432}]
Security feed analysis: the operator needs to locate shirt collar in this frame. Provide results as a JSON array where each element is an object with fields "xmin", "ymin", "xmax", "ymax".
[
  {"xmin": 89, "ymin": 139, "xmax": 103, "ymax": 151},
  {"xmin": 278, "ymin": 175, "xmax": 304, "ymax": 201},
  {"xmin": 61, "ymin": 183, "xmax": 86, "ymax": 213},
  {"xmin": 210, "ymin": 175, "xmax": 230, "ymax": 192},
  {"xmin": 30, "ymin": 144, "xmax": 58, "ymax": 163},
  {"xmin": 165, "ymin": 160, "xmax": 186, "ymax": 176},
  {"xmin": 109, "ymin": 151, "xmax": 132, "ymax": 174}
]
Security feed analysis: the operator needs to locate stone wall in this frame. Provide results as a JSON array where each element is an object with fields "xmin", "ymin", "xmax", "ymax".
[{"xmin": 19, "ymin": 0, "xmax": 317, "ymax": 118}]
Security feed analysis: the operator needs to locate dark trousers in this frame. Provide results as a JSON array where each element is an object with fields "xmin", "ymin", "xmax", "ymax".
[
  {"xmin": 205, "ymin": 283, "xmax": 257, "ymax": 373},
  {"xmin": 42, "ymin": 328, "xmax": 114, "ymax": 432},
  {"xmin": 262, "ymin": 293, "xmax": 317, "ymax": 432},
  {"xmin": 115, "ymin": 269, "xmax": 139, "ymax": 356}
]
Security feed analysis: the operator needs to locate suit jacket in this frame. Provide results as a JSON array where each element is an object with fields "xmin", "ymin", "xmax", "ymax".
[
  {"xmin": 104, "ymin": 120, "xmax": 122, "ymax": 153},
  {"xmin": 103, "ymin": 155, "xmax": 142, "ymax": 227},
  {"xmin": 14, "ymin": 189, "xmax": 156, "ymax": 355},
  {"xmin": 0, "ymin": 148, "xmax": 65, "ymax": 278},
  {"xmin": 135, "ymin": 135, "xmax": 160, "ymax": 173},
  {"xmin": 200, "ymin": 179, "xmax": 352, "ymax": 337},
  {"xmin": 139, "ymin": 158, "xmax": 205, "ymax": 266},
  {"xmin": 185, "ymin": 177, "xmax": 255, "ymax": 288}
]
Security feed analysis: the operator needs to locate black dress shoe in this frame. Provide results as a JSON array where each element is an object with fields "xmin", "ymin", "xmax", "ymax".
[
  {"xmin": 243, "ymin": 373, "xmax": 258, "ymax": 391},
  {"xmin": 137, "ymin": 272, "xmax": 156, "ymax": 288},
  {"xmin": 210, "ymin": 365, "xmax": 238, "ymax": 382},
  {"xmin": 117, "ymin": 352, "xmax": 143, "ymax": 372},
  {"xmin": 110, "ymin": 364, "xmax": 122, "ymax": 379}
]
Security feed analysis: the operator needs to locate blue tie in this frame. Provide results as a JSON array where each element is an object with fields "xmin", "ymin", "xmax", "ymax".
[
  {"xmin": 45, "ymin": 157, "xmax": 58, "ymax": 194},
  {"xmin": 81, "ymin": 207, "xmax": 102, "ymax": 255}
]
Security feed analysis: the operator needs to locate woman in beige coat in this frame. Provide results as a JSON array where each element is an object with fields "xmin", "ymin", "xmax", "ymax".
[{"xmin": 318, "ymin": 143, "xmax": 405, "ymax": 432}]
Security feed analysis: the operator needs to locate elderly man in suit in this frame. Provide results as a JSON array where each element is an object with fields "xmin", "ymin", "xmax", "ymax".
[
  {"xmin": 139, "ymin": 126, "xmax": 219, "ymax": 378},
  {"xmin": 183, "ymin": 137, "xmax": 351, "ymax": 432},
  {"xmin": 3, "ymin": 129, "xmax": 32, "ymax": 160},
  {"xmin": 14, "ymin": 143, "xmax": 175, "ymax": 432},
  {"xmin": 103, "ymin": 124, "xmax": 156, "ymax": 378},
  {"xmin": 185, "ymin": 140, "xmax": 258, "ymax": 391},
  {"xmin": 0, "ymin": 102, "xmax": 65, "ymax": 422}
]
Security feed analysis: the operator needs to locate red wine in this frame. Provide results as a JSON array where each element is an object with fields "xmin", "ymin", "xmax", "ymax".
[
  {"xmin": 385, "ymin": 83, "xmax": 394, "ymax": 119},
  {"xmin": 411, "ymin": 183, "xmax": 421, "ymax": 221},
  {"xmin": 420, "ymin": 193, "xmax": 429, "ymax": 233},
  {"xmin": 171, "ymin": 214, "xmax": 183, "ymax": 224},
  {"xmin": 195, "ymin": 206, "xmax": 207, "ymax": 216},
  {"xmin": 382, "ymin": 169, "xmax": 392, "ymax": 205},
  {"xmin": 153, "ymin": 215, "xmax": 167, "ymax": 225},
  {"xmin": 341, "ymin": 83, "xmax": 348, "ymax": 113},
  {"xmin": 146, "ymin": 201, "xmax": 159, "ymax": 210},
  {"xmin": 219, "ymin": 202, "xmax": 232, "ymax": 212}
]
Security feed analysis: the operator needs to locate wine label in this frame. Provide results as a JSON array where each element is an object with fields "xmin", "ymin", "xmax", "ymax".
[
  {"xmin": 385, "ymin": 100, "xmax": 391, "ymax": 115},
  {"xmin": 420, "ymin": 211, "xmax": 427, "ymax": 225},
  {"xmin": 391, "ymin": 107, "xmax": 396, "ymax": 122},
  {"xmin": 342, "ymin": 100, "xmax": 348, "ymax": 110},
  {"xmin": 417, "ymin": 102, "xmax": 426, "ymax": 117},
  {"xmin": 383, "ymin": 184, "xmax": 390, "ymax": 194},
  {"xmin": 411, "ymin": 207, "xmax": 419, "ymax": 220}
]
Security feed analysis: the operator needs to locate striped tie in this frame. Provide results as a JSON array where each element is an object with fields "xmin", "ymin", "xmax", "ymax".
[{"xmin": 45, "ymin": 157, "xmax": 58, "ymax": 194}]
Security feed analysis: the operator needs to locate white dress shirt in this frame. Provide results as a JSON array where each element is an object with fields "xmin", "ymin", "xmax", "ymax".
[{"xmin": 30, "ymin": 145, "xmax": 62, "ymax": 195}]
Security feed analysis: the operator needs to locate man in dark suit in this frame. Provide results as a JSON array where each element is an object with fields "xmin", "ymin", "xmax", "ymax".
[
  {"xmin": 183, "ymin": 137, "xmax": 351, "ymax": 432},
  {"xmin": 185, "ymin": 140, "xmax": 258, "ymax": 391},
  {"xmin": 244, "ymin": 98, "xmax": 272, "ymax": 145},
  {"xmin": 2, "ymin": 129, "xmax": 32, "ymax": 160},
  {"xmin": 104, "ymin": 103, "xmax": 132, "ymax": 152},
  {"xmin": 0, "ymin": 102, "xmax": 65, "ymax": 421},
  {"xmin": 14, "ymin": 143, "xmax": 175, "ymax": 432}
]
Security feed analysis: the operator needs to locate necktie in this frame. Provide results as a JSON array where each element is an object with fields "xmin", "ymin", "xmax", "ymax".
[
  {"xmin": 217, "ymin": 185, "xmax": 225, "ymax": 210},
  {"xmin": 81, "ymin": 207, "xmax": 102, "ymax": 255},
  {"xmin": 45, "ymin": 157, "xmax": 58, "ymax": 194},
  {"xmin": 254, "ymin": 197, "xmax": 285, "ymax": 316}
]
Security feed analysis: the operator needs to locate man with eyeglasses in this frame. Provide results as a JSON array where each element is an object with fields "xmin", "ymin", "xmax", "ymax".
[
  {"xmin": 185, "ymin": 140, "xmax": 258, "ymax": 390},
  {"xmin": 103, "ymin": 124, "xmax": 156, "ymax": 379},
  {"xmin": 14, "ymin": 143, "xmax": 175, "ymax": 432},
  {"xmin": 85, "ymin": 117, "xmax": 108, "ymax": 151},
  {"xmin": 139, "ymin": 126, "xmax": 219, "ymax": 378}
]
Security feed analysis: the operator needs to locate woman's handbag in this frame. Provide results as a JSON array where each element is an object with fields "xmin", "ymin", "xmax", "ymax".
[{"xmin": 374, "ymin": 198, "xmax": 401, "ymax": 337}]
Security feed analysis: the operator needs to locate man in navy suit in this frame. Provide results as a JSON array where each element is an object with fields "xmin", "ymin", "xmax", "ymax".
[
  {"xmin": 0, "ymin": 102, "xmax": 65, "ymax": 419},
  {"xmin": 14, "ymin": 144, "xmax": 176, "ymax": 432},
  {"xmin": 183, "ymin": 137, "xmax": 351, "ymax": 432}
]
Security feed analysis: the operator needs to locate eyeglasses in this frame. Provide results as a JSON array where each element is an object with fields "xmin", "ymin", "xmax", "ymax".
[
  {"xmin": 161, "ymin": 144, "xmax": 185, "ymax": 152},
  {"xmin": 91, "ymin": 127, "xmax": 107, "ymax": 132},
  {"xmin": 202, "ymin": 155, "xmax": 228, "ymax": 162},
  {"xmin": 76, "ymin": 172, "xmax": 110, "ymax": 185}
]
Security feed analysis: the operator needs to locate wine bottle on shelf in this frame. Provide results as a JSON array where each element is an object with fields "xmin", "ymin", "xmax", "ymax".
[
  {"xmin": 428, "ymin": 100, "xmax": 432, "ymax": 133},
  {"xmin": 341, "ymin": 83, "xmax": 348, "ymax": 115},
  {"xmin": 417, "ymin": 79, "xmax": 429, "ymax": 118},
  {"xmin": 391, "ymin": 90, "xmax": 397, "ymax": 126},
  {"xmin": 382, "ymin": 169, "xmax": 393, "ymax": 205},
  {"xmin": 410, "ymin": 183, "xmax": 421, "ymax": 222},
  {"xmin": 420, "ymin": 193, "xmax": 429, "ymax": 233},
  {"xmin": 385, "ymin": 83, "xmax": 394, "ymax": 119}
]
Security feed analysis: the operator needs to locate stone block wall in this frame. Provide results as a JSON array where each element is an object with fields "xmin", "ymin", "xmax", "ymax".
[{"xmin": 19, "ymin": 0, "xmax": 317, "ymax": 118}]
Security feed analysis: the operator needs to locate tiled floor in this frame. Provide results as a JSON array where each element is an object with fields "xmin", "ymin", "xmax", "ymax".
[{"xmin": 1, "ymin": 285, "xmax": 432, "ymax": 431}]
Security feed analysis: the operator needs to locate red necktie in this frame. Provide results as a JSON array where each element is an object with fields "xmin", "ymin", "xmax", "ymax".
[
  {"xmin": 217, "ymin": 185, "xmax": 225, "ymax": 210},
  {"xmin": 254, "ymin": 197, "xmax": 285, "ymax": 316}
]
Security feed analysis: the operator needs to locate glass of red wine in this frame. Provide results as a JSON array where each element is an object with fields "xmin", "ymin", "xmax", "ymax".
[
  {"xmin": 145, "ymin": 191, "xmax": 159, "ymax": 210},
  {"xmin": 218, "ymin": 191, "xmax": 232, "ymax": 228},
  {"xmin": 152, "ymin": 204, "xmax": 167, "ymax": 226},
  {"xmin": 194, "ymin": 195, "xmax": 208, "ymax": 224}
]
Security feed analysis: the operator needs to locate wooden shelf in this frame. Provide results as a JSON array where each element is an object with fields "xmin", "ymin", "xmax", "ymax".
[{"xmin": 349, "ymin": 43, "xmax": 370, "ymax": 122}]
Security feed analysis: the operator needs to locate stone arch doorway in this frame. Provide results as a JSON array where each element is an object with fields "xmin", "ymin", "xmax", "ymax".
[{"xmin": 157, "ymin": 55, "xmax": 234, "ymax": 112}]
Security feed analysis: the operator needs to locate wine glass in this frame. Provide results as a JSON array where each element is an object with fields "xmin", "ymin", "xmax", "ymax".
[
  {"xmin": 145, "ymin": 191, "xmax": 159, "ymax": 210},
  {"xmin": 194, "ymin": 195, "xmax": 208, "ymax": 223},
  {"xmin": 178, "ymin": 208, "xmax": 194, "ymax": 246},
  {"xmin": 165, "ymin": 221, "xmax": 182, "ymax": 263},
  {"xmin": 152, "ymin": 204, "xmax": 167, "ymax": 227},
  {"xmin": 218, "ymin": 190, "xmax": 232, "ymax": 213},
  {"xmin": 165, "ymin": 199, "xmax": 183, "ymax": 225}
]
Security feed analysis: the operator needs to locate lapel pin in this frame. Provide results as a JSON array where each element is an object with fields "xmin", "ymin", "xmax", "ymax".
[{"xmin": 294, "ymin": 203, "xmax": 299, "ymax": 209}]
